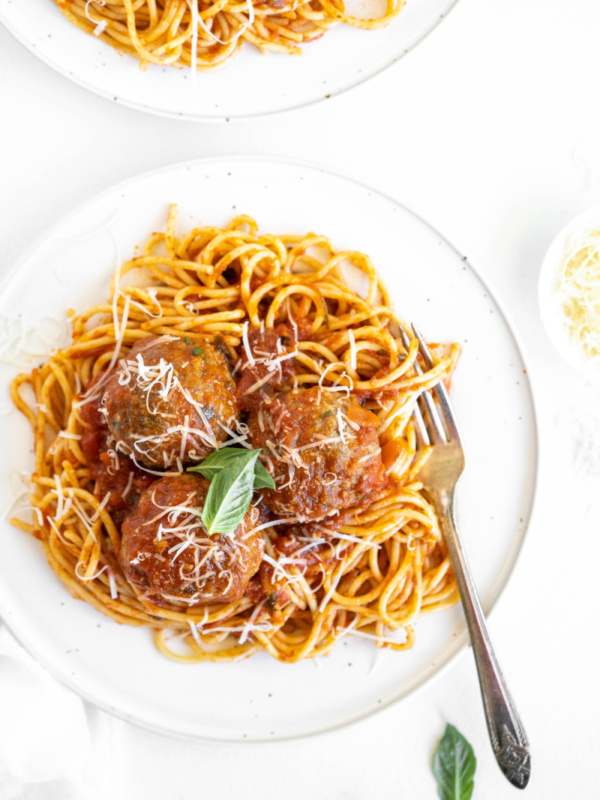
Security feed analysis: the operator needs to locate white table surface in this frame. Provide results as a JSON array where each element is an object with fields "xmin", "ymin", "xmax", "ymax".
[{"xmin": 1, "ymin": 0, "xmax": 599, "ymax": 797}]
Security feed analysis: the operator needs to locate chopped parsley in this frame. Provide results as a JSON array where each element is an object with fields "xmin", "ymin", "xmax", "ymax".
[
  {"xmin": 266, "ymin": 592, "xmax": 277, "ymax": 612},
  {"xmin": 192, "ymin": 347, "xmax": 204, "ymax": 357}
]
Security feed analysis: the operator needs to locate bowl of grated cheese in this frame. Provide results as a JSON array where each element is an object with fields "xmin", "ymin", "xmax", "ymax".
[{"xmin": 539, "ymin": 203, "xmax": 600, "ymax": 383}]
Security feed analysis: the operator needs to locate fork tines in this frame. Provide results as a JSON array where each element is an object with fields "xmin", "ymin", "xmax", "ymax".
[{"xmin": 399, "ymin": 324, "xmax": 461, "ymax": 447}]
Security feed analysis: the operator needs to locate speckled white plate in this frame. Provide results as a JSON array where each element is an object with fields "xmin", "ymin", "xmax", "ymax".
[
  {"xmin": 0, "ymin": 0, "xmax": 459, "ymax": 120},
  {"xmin": 0, "ymin": 156, "xmax": 538, "ymax": 742}
]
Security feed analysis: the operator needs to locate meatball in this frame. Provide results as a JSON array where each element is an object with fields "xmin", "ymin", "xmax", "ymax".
[
  {"xmin": 102, "ymin": 336, "xmax": 238, "ymax": 468},
  {"xmin": 120, "ymin": 474, "xmax": 263, "ymax": 607},
  {"xmin": 236, "ymin": 323, "xmax": 297, "ymax": 414},
  {"xmin": 247, "ymin": 386, "xmax": 386, "ymax": 521},
  {"xmin": 80, "ymin": 420, "xmax": 155, "ymax": 520}
]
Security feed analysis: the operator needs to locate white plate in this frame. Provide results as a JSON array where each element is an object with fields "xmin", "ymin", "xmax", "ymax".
[
  {"xmin": 0, "ymin": 0, "xmax": 459, "ymax": 121},
  {"xmin": 0, "ymin": 156, "xmax": 538, "ymax": 742}
]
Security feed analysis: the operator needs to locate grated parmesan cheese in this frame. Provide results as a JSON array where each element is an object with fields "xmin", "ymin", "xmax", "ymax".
[
  {"xmin": 242, "ymin": 321, "xmax": 255, "ymax": 365},
  {"xmin": 188, "ymin": 0, "xmax": 199, "ymax": 77},
  {"xmin": 121, "ymin": 471, "xmax": 134, "ymax": 500},
  {"xmin": 335, "ymin": 626, "xmax": 408, "ymax": 647},
  {"xmin": 348, "ymin": 329, "xmax": 357, "ymax": 371},
  {"xmin": 556, "ymin": 225, "xmax": 600, "ymax": 362},
  {"xmin": 85, "ymin": 0, "xmax": 107, "ymax": 36},
  {"xmin": 58, "ymin": 431, "xmax": 82, "ymax": 441}
]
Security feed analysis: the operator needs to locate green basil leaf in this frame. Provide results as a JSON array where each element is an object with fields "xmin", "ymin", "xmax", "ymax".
[
  {"xmin": 190, "ymin": 448, "xmax": 246, "ymax": 479},
  {"xmin": 189, "ymin": 447, "xmax": 275, "ymax": 490},
  {"xmin": 432, "ymin": 724, "xmax": 476, "ymax": 800},
  {"xmin": 253, "ymin": 459, "xmax": 276, "ymax": 490},
  {"xmin": 201, "ymin": 449, "xmax": 260, "ymax": 536}
]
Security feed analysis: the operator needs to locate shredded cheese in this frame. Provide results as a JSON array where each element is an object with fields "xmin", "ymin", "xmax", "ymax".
[
  {"xmin": 75, "ymin": 562, "xmax": 107, "ymax": 582},
  {"xmin": 247, "ymin": 517, "xmax": 300, "ymax": 537},
  {"xmin": 333, "ymin": 532, "xmax": 379, "ymax": 549},
  {"xmin": 90, "ymin": 491, "xmax": 111, "ymax": 522},
  {"xmin": 188, "ymin": 0, "xmax": 198, "ymax": 76},
  {"xmin": 262, "ymin": 553, "xmax": 303, "ymax": 585},
  {"xmin": 242, "ymin": 320, "xmax": 255, "ymax": 365},
  {"xmin": 0, "ymin": 314, "xmax": 71, "ymax": 369},
  {"xmin": 335, "ymin": 626, "xmax": 408, "ymax": 647},
  {"xmin": 295, "ymin": 435, "xmax": 345, "ymax": 453},
  {"xmin": 336, "ymin": 408, "xmax": 349, "ymax": 443},
  {"xmin": 85, "ymin": 0, "xmax": 107, "ymax": 35},
  {"xmin": 189, "ymin": 620, "xmax": 203, "ymax": 647},
  {"xmin": 556, "ymin": 225, "xmax": 600, "ymax": 362},
  {"xmin": 348, "ymin": 329, "xmax": 357, "ymax": 371},
  {"xmin": 239, "ymin": 600, "xmax": 265, "ymax": 645},
  {"xmin": 193, "ymin": 0, "xmax": 255, "ymax": 45},
  {"xmin": 286, "ymin": 299, "xmax": 299, "ymax": 342},
  {"xmin": 318, "ymin": 563, "xmax": 344, "ymax": 612},
  {"xmin": 107, "ymin": 568, "xmax": 118, "ymax": 599},
  {"xmin": 122, "ymin": 471, "xmax": 135, "ymax": 500}
]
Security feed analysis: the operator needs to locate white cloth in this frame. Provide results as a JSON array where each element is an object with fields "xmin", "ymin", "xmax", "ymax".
[{"xmin": 0, "ymin": 626, "xmax": 123, "ymax": 800}]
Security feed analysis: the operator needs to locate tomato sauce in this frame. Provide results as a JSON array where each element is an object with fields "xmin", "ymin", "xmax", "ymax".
[{"xmin": 79, "ymin": 394, "xmax": 155, "ymax": 519}]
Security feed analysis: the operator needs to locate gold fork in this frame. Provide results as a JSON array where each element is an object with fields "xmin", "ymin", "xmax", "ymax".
[{"xmin": 401, "ymin": 324, "xmax": 531, "ymax": 790}]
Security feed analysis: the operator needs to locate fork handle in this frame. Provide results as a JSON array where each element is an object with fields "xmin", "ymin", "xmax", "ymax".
[{"xmin": 434, "ymin": 490, "xmax": 531, "ymax": 789}]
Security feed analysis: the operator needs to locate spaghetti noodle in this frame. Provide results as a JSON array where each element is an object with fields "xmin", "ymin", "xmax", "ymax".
[
  {"xmin": 55, "ymin": 0, "xmax": 404, "ymax": 70},
  {"xmin": 11, "ymin": 206, "xmax": 460, "ymax": 663}
]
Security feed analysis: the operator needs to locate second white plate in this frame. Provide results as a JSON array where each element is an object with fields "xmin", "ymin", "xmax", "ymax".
[
  {"xmin": 0, "ymin": 0, "xmax": 459, "ymax": 120},
  {"xmin": 0, "ymin": 156, "xmax": 537, "ymax": 741}
]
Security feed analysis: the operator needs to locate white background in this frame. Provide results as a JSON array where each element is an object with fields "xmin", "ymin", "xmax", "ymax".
[{"xmin": 1, "ymin": 0, "xmax": 600, "ymax": 797}]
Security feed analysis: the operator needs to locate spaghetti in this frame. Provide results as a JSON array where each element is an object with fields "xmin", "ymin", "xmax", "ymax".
[
  {"xmin": 55, "ymin": 0, "xmax": 404, "ymax": 71},
  {"xmin": 11, "ymin": 206, "xmax": 460, "ymax": 663}
]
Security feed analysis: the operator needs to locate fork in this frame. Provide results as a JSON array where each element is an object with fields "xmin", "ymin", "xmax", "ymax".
[{"xmin": 401, "ymin": 324, "xmax": 531, "ymax": 790}]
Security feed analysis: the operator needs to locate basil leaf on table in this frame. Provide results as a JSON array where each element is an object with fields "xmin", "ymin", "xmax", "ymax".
[
  {"xmin": 189, "ymin": 447, "xmax": 275, "ymax": 490},
  {"xmin": 200, "ymin": 449, "xmax": 260, "ymax": 536},
  {"xmin": 432, "ymin": 724, "xmax": 476, "ymax": 800}
]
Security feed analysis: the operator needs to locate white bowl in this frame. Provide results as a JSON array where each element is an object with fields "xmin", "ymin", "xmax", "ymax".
[{"xmin": 538, "ymin": 203, "xmax": 600, "ymax": 382}]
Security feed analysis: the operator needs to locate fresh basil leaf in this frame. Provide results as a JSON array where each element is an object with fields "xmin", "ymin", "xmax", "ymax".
[
  {"xmin": 432, "ymin": 724, "xmax": 476, "ymax": 800},
  {"xmin": 190, "ymin": 448, "xmax": 246, "ymax": 480},
  {"xmin": 189, "ymin": 447, "xmax": 275, "ymax": 490},
  {"xmin": 201, "ymin": 449, "xmax": 260, "ymax": 536},
  {"xmin": 253, "ymin": 459, "xmax": 276, "ymax": 490}
]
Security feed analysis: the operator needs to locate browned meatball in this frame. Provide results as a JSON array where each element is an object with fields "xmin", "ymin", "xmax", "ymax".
[
  {"xmin": 236, "ymin": 323, "xmax": 297, "ymax": 414},
  {"xmin": 102, "ymin": 336, "xmax": 238, "ymax": 468},
  {"xmin": 120, "ymin": 474, "xmax": 263, "ymax": 608},
  {"xmin": 248, "ymin": 387, "xmax": 386, "ymax": 521}
]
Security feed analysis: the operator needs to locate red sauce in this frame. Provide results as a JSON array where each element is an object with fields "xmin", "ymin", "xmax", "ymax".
[
  {"xmin": 381, "ymin": 439, "xmax": 404, "ymax": 470},
  {"xmin": 79, "ymin": 392, "xmax": 155, "ymax": 517}
]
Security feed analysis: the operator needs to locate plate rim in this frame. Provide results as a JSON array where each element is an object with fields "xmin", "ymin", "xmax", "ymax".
[
  {"xmin": 0, "ymin": 153, "xmax": 540, "ymax": 743},
  {"xmin": 0, "ymin": 0, "xmax": 462, "ymax": 122}
]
